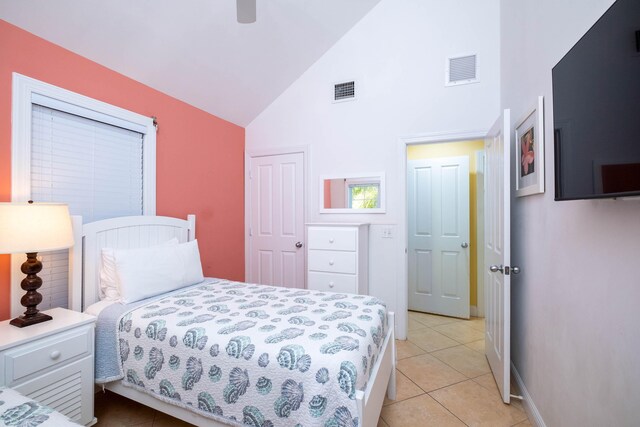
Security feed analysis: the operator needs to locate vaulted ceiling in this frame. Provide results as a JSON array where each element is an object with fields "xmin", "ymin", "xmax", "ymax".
[{"xmin": 0, "ymin": 0, "xmax": 382, "ymax": 126}]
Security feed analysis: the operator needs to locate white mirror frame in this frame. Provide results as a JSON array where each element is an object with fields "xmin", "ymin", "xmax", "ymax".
[{"xmin": 319, "ymin": 172, "xmax": 386, "ymax": 214}]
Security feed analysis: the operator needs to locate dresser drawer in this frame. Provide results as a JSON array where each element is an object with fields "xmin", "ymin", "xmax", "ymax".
[
  {"xmin": 308, "ymin": 249, "xmax": 357, "ymax": 274},
  {"xmin": 308, "ymin": 227, "xmax": 357, "ymax": 251},
  {"xmin": 308, "ymin": 271, "xmax": 357, "ymax": 293},
  {"xmin": 3, "ymin": 324, "xmax": 93, "ymax": 384}
]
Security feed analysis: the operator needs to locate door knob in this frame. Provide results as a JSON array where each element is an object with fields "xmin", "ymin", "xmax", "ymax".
[
  {"xmin": 295, "ymin": 242, "xmax": 303, "ymax": 248},
  {"xmin": 489, "ymin": 264, "xmax": 504, "ymax": 273},
  {"xmin": 461, "ymin": 242, "xmax": 469, "ymax": 248},
  {"xmin": 511, "ymin": 266, "xmax": 521, "ymax": 274}
]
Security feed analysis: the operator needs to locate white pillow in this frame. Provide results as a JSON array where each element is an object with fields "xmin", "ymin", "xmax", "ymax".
[
  {"xmin": 113, "ymin": 239, "xmax": 204, "ymax": 304},
  {"xmin": 99, "ymin": 238, "xmax": 178, "ymax": 301},
  {"xmin": 99, "ymin": 249, "xmax": 119, "ymax": 301}
]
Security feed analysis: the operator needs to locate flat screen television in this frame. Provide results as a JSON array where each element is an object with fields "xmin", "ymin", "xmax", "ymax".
[{"xmin": 552, "ymin": 0, "xmax": 640, "ymax": 201}]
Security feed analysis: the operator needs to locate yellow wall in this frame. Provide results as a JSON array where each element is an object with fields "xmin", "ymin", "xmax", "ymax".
[{"xmin": 407, "ymin": 140, "xmax": 484, "ymax": 308}]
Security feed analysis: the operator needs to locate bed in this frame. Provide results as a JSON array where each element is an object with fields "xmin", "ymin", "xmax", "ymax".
[
  {"xmin": 0, "ymin": 387, "xmax": 81, "ymax": 426},
  {"xmin": 68, "ymin": 215, "xmax": 396, "ymax": 427}
]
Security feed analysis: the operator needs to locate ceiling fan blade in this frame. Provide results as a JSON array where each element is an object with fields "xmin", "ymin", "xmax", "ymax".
[{"xmin": 237, "ymin": 0, "xmax": 256, "ymax": 24}]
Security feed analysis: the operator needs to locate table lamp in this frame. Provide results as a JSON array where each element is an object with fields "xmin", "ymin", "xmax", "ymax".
[{"xmin": 0, "ymin": 202, "xmax": 74, "ymax": 327}]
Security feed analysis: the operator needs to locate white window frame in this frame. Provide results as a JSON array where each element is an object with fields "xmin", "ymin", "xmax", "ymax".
[
  {"xmin": 345, "ymin": 178, "xmax": 381, "ymax": 209},
  {"xmin": 10, "ymin": 73, "xmax": 156, "ymax": 316},
  {"xmin": 319, "ymin": 172, "xmax": 386, "ymax": 214}
]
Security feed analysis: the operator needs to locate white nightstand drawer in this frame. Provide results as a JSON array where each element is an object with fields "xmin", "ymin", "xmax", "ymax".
[
  {"xmin": 308, "ymin": 227, "xmax": 357, "ymax": 251},
  {"xmin": 308, "ymin": 271, "xmax": 357, "ymax": 293},
  {"xmin": 3, "ymin": 324, "xmax": 92, "ymax": 384},
  {"xmin": 308, "ymin": 249, "xmax": 356, "ymax": 274}
]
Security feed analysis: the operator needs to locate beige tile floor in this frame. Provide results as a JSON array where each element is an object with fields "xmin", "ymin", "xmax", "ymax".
[
  {"xmin": 94, "ymin": 311, "xmax": 532, "ymax": 427},
  {"xmin": 380, "ymin": 311, "xmax": 531, "ymax": 427}
]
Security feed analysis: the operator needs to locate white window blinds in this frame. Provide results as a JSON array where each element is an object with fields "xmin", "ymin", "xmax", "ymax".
[{"xmin": 30, "ymin": 104, "xmax": 144, "ymax": 310}]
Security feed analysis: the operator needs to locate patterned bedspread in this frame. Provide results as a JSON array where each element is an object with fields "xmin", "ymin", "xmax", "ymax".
[
  {"xmin": 117, "ymin": 278, "xmax": 388, "ymax": 427},
  {"xmin": 0, "ymin": 388, "xmax": 80, "ymax": 426}
]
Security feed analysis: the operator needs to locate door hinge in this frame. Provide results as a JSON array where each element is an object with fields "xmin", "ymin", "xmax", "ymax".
[
  {"xmin": 249, "ymin": 227, "xmax": 253, "ymax": 237},
  {"xmin": 249, "ymin": 170, "xmax": 252, "ymax": 180}
]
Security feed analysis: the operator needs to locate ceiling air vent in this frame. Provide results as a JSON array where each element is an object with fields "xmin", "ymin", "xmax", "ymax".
[
  {"xmin": 446, "ymin": 54, "xmax": 478, "ymax": 86},
  {"xmin": 333, "ymin": 81, "xmax": 356, "ymax": 102}
]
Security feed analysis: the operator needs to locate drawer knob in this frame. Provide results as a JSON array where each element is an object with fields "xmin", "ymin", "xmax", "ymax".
[
  {"xmin": 329, "ymin": 260, "xmax": 334, "ymax": 266},
  {"xmin": 329, "ymin": 238, "xmax": 334, "ymax": 243},
  {"xmin": 329, "ymin": 281, "xmax": 335, "ymax": 288},
  {"xmin": 50, "ymin": 350, "xmax": 61, "ymax": 360}
]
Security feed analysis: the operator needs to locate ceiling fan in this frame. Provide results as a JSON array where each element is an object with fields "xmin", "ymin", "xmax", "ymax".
[{"xmin": 237, "ymin": 0, "xmax": 257, "ymax": 24}]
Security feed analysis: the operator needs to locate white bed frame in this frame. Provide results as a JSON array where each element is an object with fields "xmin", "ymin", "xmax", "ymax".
[{"xmin": 69, "ymin": 214, "xmax": 396, "ymax": 427}]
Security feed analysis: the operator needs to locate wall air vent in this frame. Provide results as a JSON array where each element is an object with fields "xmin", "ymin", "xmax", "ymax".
[
  {"xmin": 446, "ymin": 54, "xmax": 478, "ymax": 86},
  {"xmin": 333, "ymin": 80, "xmax": 356, "ymax": 102}
]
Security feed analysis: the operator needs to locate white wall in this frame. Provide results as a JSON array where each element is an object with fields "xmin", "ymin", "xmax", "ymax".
[
  {"xmin": 247, "ymin": 0, "xmax": 501, "ymax": 336},
  {"xmin": 501, "ymin": 0, "xmax": 640, "ymax": 425}
]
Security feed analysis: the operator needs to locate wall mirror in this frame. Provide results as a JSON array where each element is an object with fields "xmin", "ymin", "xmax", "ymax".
[{"xmin": 320, "ymin": 173, "xmax": 385, "ymax": 213}]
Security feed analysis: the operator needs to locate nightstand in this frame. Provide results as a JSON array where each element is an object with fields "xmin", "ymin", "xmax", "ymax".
[{"xmin": 0, "ymin": 307, "xmax": 96, "ymax": 426}]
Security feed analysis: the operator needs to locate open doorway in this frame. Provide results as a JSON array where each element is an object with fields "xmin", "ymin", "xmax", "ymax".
[
  {"xmin": 397, "ymin": 115, "xmax": 511, "ymax": 401},
  {"xmin": 406, "ymin": 140, "xmax": 485, "ymax": 319}
]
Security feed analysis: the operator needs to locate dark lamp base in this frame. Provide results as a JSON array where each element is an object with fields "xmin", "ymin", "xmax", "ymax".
[
  {"xmin": 10, "ymin": 311, "xmax": 53, "ymax": 328},
  {"xmin": 11, "ymin": 252, "xmax": 53, "ymax": 328}
]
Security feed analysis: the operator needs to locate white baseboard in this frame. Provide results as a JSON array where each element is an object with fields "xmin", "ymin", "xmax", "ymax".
[
  {"xmin": 470, "ymin": 305, "xmax": 478, "ymax": 317},
  {"xmin": 511, "ymin": 362, "xmax": 546, "ymax": 427}
]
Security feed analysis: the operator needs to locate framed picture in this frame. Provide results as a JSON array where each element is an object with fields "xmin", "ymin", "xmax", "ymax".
[{"xmin": 515, "ymin": 96, "xmax": 545, "ymax": 197}]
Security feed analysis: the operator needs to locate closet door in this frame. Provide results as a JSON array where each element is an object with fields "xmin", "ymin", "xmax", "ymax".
[{"xmin": 248, "ymin": 152, "xmax": 305, "ymax": 288}]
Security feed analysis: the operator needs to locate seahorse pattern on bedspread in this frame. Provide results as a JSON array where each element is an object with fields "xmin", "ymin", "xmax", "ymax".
[{"xmin": 116, "ymin": 278, "xmax": 388, "ymax": 427}]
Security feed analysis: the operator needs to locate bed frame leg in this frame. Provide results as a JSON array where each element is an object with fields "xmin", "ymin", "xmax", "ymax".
[
  {"xmin": 387, "ymin": 365, "xmax": 397, "ymax": 400},
  {"xmin": 386, "ymin": 312, "xmax": 397, "ymax": 401}
]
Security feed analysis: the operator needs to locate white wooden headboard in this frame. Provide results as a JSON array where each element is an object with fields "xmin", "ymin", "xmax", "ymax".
[{"xmin": 69, "ymin": 215, "xmax": 196, "ymax": 312}]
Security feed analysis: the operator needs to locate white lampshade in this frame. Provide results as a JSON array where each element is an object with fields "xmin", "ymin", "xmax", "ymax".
[{"xmin": 0, "ymin": 203, "xmax": 74, "ymax": 254}]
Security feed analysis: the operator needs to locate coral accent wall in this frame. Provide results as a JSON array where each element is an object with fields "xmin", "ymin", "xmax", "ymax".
[{"xmin": 0, "ymin": 20, "xmax": 245, "ymax": 320}]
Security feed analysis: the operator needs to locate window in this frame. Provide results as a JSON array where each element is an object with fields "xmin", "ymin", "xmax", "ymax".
[
  {"xmin": 320, "ymin": 173, "xmax": 385, "ymax": 213},
  {"xmin": 347, "ymin": 182, "xmax": 380, "ymax": 209},
  {"xmin": 11, "ymin": 73, "xmax": 156, "ymax": 314},
  {"xmin": 31, "ymin": 104, "xmax": 145, "ymax": 221},
  {"xmin": 30, "ymin": 104, "xmax": 145, "ymax": 309}
]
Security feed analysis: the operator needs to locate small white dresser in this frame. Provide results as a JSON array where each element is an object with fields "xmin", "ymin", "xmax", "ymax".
[
  {"xmin": 0, "ymin": 307, "xmax": 96, "ymax": 426},
  {"xmin": 307, "ymin": 223, "xmax": 369, "ymax": 294}
]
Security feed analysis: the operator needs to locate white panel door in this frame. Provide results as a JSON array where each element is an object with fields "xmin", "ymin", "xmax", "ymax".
[
  {"xmin": 485, "ymin": 110, "xmax": 512, "ymax": 403},
  {"xmin": 408, "ymin": 156, "xmax": 470, "ymax": 319},
  {"xmin": 249, "ymin": 152, "xmax": 305, "ymax": 288}
]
